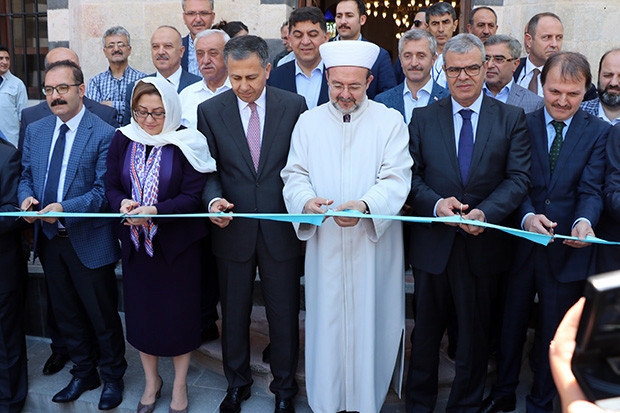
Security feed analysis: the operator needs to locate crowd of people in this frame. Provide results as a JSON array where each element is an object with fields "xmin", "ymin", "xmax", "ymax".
[{"xmin": 0, "ymin": 0, "xmax": 619, "ymax": 412}]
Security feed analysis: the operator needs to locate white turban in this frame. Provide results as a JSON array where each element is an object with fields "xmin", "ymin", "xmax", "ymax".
[{"xmin": 319, "ymin": 40, "xmax": 380, "ymax": 70}]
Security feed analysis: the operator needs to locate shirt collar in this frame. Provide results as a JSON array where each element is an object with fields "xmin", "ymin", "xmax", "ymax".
[
  {"xmin": 157, "ymin": 66, "xmax": 183, "ymax": 87},
  {"xmin": 598, "ymin": 101, "xmax": 620, "ymax": 124},
  {"xmin": 543, "ymin": 107, "xmax": 574, "ymax": 130},
  {"xmin": 236, "ymin": 86, "xmax": 267, "ymax": 112},
  {"xmin": 201, "ymin": 77, "xmax": 232, "ymax": 94},
  {"xmin": 294, "ymin": 59, "xmax": 324, "ymax": 77},
  {"xmin": 483, "ymin": 79, "xmax": 513, "ymax": 96},
  {"xmin": 451, "ymin": 92, "xmax": 484, "ymax": 116},
  {"xmin": 403, "ymin": 77, "xmax": 433, "ymax": 99},
  {"xmin": 525, "ymin": 55, "xmax": 543, "ymax": 74},
  {"xmin": 55, "ymin": 104, "xmax": 86, "ymax": 131}
]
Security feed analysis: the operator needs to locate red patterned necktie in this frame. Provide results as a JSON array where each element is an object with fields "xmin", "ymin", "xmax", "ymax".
[{"xmin": 247, "ymin": 102, "xmax": 261, "ymax": 171}]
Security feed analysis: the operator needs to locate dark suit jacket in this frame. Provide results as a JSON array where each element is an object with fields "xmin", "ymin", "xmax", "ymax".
[
  {"xmin": 181, "ymin": 34, "xmax": 191, "ymax": 73},
  {"xmin": 19, "ymin": 97, "xmax": 118, "ymax": 150},
  {"xmin": 506, "ymin": 83, "xmax": 544, "ymax": 114},
  {"xmin": 267, "ymin": 60, "xmax": 329, "ymax": 107},
  {"xmin": 408, "ymin": 95, "xmax": 532, "ymax": 276},
  {"xmin": 122, "ymin": 70, "xmax": 201, "ymax": 125},
  {"xmin": 197, "ymin": 87, "xmax": 307, "ymax": 262},
  {"xmin": 514, "ymin": 56, "xmax": 597, "ymax": 101},
  {"xmin": 514, "ymin": 108, "xmax": 609, "ymax": 282},
  {"xmin": 374, "ymin": 81, "xmax": 450, "ymax": 120},
  {"xmin": 18, "ymin": 109, "xmax": 121, "ymax": 269}
]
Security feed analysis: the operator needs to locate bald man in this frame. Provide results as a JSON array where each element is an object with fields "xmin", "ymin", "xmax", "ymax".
[{"xmin": 18, "ymin": 47, "xmax": 118, "ymax": 150}]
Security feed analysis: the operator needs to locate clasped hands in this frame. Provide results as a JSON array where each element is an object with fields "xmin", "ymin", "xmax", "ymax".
[
  {"xmin": 523, "ymin": 214, "xmax": 593, "ymax": 248},
  {"xmin": 20, "ymin": 196, "xmax": 63, "ymax": 224},
  {"xmin": 120, "ymin": 199, "xmax": 157, "ymax": 226},
  {"xmin": 304, "ymin": 198, "xmax": 366, "ymax": 227},
  {"xmin": 436, "ymin": 196, "xmax": 485, "ymax": 236}
]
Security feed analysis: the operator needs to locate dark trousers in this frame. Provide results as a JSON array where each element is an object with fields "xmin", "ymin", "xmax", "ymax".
[
  {"xmin": 492, "ymin": 246, "xmax": 585, "ymax": 413},
  {"xmin": 201, "ymin": 235, "xmax": 220, "ymax": 329},
  {"xmin": 0, "ymin": 287, "xmax": 28, "ymax": 412},
  {"xmin": 39, "ymin": 235, "xmax": 127, "ymax": 382},
  {"xmin": 406, "ymin": 236, "xmax": 495, "ymax": 413},
  {"xmin": 217, "ymin": 229, "xmax": 302, "ymax": 399}
]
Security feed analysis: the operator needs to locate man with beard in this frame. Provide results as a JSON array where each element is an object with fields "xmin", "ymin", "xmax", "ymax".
[
  {"xmin": 181, "ymin": 0, "xmax": 216, "ymax": 76},
  {"xmin": 87, "ymin": 26, "xmax": 146, "ymax": 126},
  {"xmin": 122, "ymin": 25, "xmax": 200, "ymax": 125},
  {"xmin": 376, "ymin": 28, "xmax": 449, "ymax": 123},
  {"xmin": 583, "ymin": 49, "xmax": 620, "ymax": 273},
  {"xmin": 282, "ymin": 40, "xmax": 412, "ymax": 412}
]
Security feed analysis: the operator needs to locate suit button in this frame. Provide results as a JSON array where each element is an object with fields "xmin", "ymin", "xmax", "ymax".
[
  {"xmin": 256, "ymin": 182, "xmax": 260, "ymax": 187},
  {"xmin": 545, "ymin": 199, "xmax": 551, "ymax": 205}
]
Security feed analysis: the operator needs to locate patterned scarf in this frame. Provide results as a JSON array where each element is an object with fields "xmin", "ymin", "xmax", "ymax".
[{"xmin": 129, "ymin": 141, "xmax": 162, "ymax": 257}]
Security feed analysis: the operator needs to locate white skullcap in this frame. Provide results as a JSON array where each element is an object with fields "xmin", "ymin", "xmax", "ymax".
[{"xmin": 319, "ymin": 40, "xmax": 380, "ymax": 70}]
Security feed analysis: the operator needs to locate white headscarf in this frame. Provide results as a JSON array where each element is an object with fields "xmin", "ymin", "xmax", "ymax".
[{"xmin": 118, "ymin": 77, "xmax": 216, "ymax": 173}]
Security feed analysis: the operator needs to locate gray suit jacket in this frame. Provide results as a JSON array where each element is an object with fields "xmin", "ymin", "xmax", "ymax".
[{"xmin": 506, "ymin": 83, "xmax": 544, "ymax": 114}]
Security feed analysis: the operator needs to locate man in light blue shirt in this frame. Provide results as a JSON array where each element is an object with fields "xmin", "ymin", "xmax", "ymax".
[{"xmin": 0, "ymin": 45, "xmax": 28, "ymax": 147}]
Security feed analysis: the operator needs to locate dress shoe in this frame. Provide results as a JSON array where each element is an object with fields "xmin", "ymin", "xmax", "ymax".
[
  {"xmin": 275, "ymin": 396, "xmax": 295, "ymax": 413},
  {"xmin": 479, "ymin": 394, "xmax": 517, "ymax": 413},
  {"xmin": 262, "ymin": 343, "xmax": 271, "ymax": 364},
  {"xmin": 220, "ymin": 384, "xmax": 251, "ymax": 413},
  {"xmin": 52, "ymin": 374, "xmax": 101, "ymax": 403},
  {"xmin": 43, "ymin": 352, "xmax": 70, "ymax": 375},
  {"xmin": 137, "ymin": 376, "xmax": 163, "ymax": 413},
  {"xmin": 99, "ymin": 379, "xmax": 124, "ymax": 410},
  {"xmin": 201, "ymin": 324, "xmax": 220, "ymax": 343}
]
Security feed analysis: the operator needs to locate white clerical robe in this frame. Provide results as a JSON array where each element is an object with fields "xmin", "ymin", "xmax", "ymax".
[{"xmin": 281, "ymin": 98, "xmax": 413, "ymax": 413}]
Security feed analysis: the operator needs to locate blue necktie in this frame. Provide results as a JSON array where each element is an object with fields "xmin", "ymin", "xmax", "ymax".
[
  {"xmin": 458, "ymin": 109, "xmax": 474, "ymax": 185},
  {"xmin": 42, "ymin": 124, "xmax": 69, "ymax": 239}
]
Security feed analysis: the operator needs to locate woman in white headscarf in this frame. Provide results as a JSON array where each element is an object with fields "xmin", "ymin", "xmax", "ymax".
[{"xmin": 106, "ymin": 77, "xmax": 215, "ymax": 413}]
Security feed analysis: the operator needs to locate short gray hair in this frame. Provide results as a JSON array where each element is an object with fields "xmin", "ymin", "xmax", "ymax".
[
  {"xmin": 484, "ymin": 34, "xmax": 521, "ymax": 60},
  {"xmin": 182, "ymin": 0, "xmax": 214, "ymax": 10},
  {"xmin": 195, "ymin": 28, "xmax": 230, "ymax": 44},
  {"xmin": 102, "ymin": 26, "xmax": 131, "ymax": 47},
  {"xmin": 443, "ymin": 33, "xmax": 485, "ymax": 61},
  {"xmin": 223, "ymin": 35, "xmax": 270, "ymax": 68},
  {"xmin": 398, "ymin": 28, "xmax": 436, "ymax": 57}
]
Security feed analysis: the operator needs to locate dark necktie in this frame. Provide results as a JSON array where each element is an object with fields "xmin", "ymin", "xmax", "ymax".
[
  {"xmin": 42, "ymin": 124, "xmax": 69, "ymax": 239},
  {"xmin": 458, "ymin": 109, "xmax": 474, "ymax": 185},
  {"xmin": 0, "ymin": 76, "xmax": 3, "ymax": 87},
  {"xmin": 343, "ymin": 114, "xmax": 351, "ymax": 123},
  {"xmin": 549, "ymin": 120, "xmax": 565, "ymax": 175},
  {"xmin": 528, "ymin": 68, "xmax": 540, "ymax": 94},
  {"xmin": 246, "ymin": 102, "xmax": 261, "ymax": 171}
]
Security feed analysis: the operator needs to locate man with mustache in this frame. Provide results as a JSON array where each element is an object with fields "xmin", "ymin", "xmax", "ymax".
[
  {"xmin": 483, "ymin": 34, "xmax": 543, "ymax": 114},
  {"xmin": 481, "ymin": 52, "xmax": 609, "ymax": 413},
  {"xmin": 467, "ymin": 7, "xmax": 498, "ymax": 43},
  {"xmin": 122, "ymin": 25, "xmax": 201, "ymax": 125},
  {"xmin": 376, "ymin": 28, "xmax": 449, "ymax": 123},
  {"xmin": 581, "ymin": 49, "xmax": 620, "ymax": 125},
  {"xmin": 333, "ymin": 0, "xmax": 396, "ymax": 99},
  {"xmin": 282, "ymin": 39, "xmax": 412, "ymax": 412},
  {"xmin": 86, "ymin": 26, "xmax": 146, "ymax": 125},
  {"xmin": 181, "ymin": 0, "xmax": 216, "ymax": 76}
]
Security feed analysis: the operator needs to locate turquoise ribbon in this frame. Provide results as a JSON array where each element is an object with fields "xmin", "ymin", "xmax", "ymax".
[{"xmin": 4, "ymin": 210, "xmax": 619, "ymax": 246}]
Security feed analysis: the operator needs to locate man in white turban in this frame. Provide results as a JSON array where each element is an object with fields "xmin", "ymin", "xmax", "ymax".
[{"xmin": 281, "ymin": 40, "xmax": 413, "ymax": 413}]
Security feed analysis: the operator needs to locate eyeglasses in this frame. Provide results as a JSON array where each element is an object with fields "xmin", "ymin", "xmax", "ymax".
[
  {"xmin": 485, "ymin": 55, "xmax": 517, "ymax": 64},
  {"xmin": 133, "ymin": 109, "xmax": 166, "ymax": 120},
  {"xmin": 105, "ymin": 42, "xmax": 128, "ymax": 50},
  {"xmin": 413, "ymin": 20, "xmax": 424, "ymax": 27},
  {"xmin": 444, "ymin": 64, "xmax": 484, "ymax": 78},
  {"xmin": 329, "ymin": 82, "xmax": 365, "ymax": 93},
  {"xmin": 183, "ymin": 11, "xmax": 214, "ymax": 17},
  {"xmin": 42, "ymin": 83, "xmax": 82, "ymax": 96}
]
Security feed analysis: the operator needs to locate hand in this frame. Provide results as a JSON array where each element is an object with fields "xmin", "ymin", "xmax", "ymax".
[
  {"xmin": 524, "ymin": 214, "xmax": 557, "ymax": 237},
  {"xmin": 38, "ymin": 202, "xmax": 63, "ymax": 223},
  {"xmin": 564, "ymin": 220, "xmax": 594, "ymax": 249},
  {"xmin": 550, "ymin": 298, "xmax": 604, "ymax": 413},
  {"xmin": 124, "ymin": 205, "xmax": 157, "ymax": 226},
  {"xmin": 209, "ymin": 198, "xmax": 234, "ymax": 228},
  {"xmin": 303, "ymin": 197, "xmax": 333, "ymax": 214},
  {"xmin": 436, "ymin": 197, "xmax": 467, "ymax": 227},
  {"xmin": 333, "ymin": 200, "xmax": 366, "ymax": 227},
  {"xmin": 20, "ymin": 196, "xmax": 39, "ymax": 223},
  {"xmin": 120, "ymin": 199, "xmax": 139, "ymax": 214},
  {"xmin": 459, "ymin": 208, "xmax": 486, "ymax": 235}
]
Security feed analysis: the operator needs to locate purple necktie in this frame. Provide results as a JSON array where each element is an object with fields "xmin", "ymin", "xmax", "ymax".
[
  {"xmin": 247, "ymin": 102, "xmax": 261, "ymax": 171},
  {"xmin": 458, "ymin": 109, "xmax": 474, "ymax": 185}
]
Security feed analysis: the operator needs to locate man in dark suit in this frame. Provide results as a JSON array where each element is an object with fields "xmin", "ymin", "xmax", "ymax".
[
  {"xmin": 181, "ymin": 0, "xmax": 215, "ymax": 76},
  {"xmin": 268, "ymin": 6, "xmax": 330, "ymax": 109},
  {"xmin": 405, "ymin": 34, "xmax": 531, "ymax": 413},
  {"xmin": 375, "ymin": 28, "xmax": 449, "ymax": 123},
  {"xmin": 0, "ymin": 139, "xmax": 28, "ymax": 412},
  {"xmin": 484, "ymin": 34, "xmax": 543, "ymax": 114},
  {"xmin": 18, "ymin": 60, "xmax": 126, "ymax": 410},
  {"xmin": 198, "ymin": 35, "xmax": 306, "ymax": 413},
  {"xmin": 481, "ymin": 52, "xmax": 609, "ymax": 413},
  {"xmin": 19, "ymin": 47, "xmax": 118, "ymax": 151},
  {"xmin": 333, "ymin": 0, "xmax": 396, "ymax": 98},
  {"xmin": 122, "ymin": 25, "xmax": 201, "ymax": 125},
  {"xmin": 17, "ymin": 47, "xmax": 119, "ymax": 378}
]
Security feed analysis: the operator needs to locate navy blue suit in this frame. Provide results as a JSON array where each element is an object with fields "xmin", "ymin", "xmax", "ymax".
[
  {"xmin": 19, "ymin": 96, "xmax": 118, "ymax": 150},
  {"xmin": 122, "ymin": 71, "xmax": 201, "ymax": 125},
  {"xmin": 267, "ymin": 60, "xmax": 329, "ymax": 107},
  {"xmin": 490, "ymin": 108, "xmax": 609, "ymax": 412},
  {"xmin": 374, "ymin": 81, "xmax": 449, "ymax": 120},
  {"xmin": 181, "ymin": 35, "xmax": 191, "ymax": 73},
  {"xmin": 597, "ymin": 124, "xmax": 620, "ymax": 272}
]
